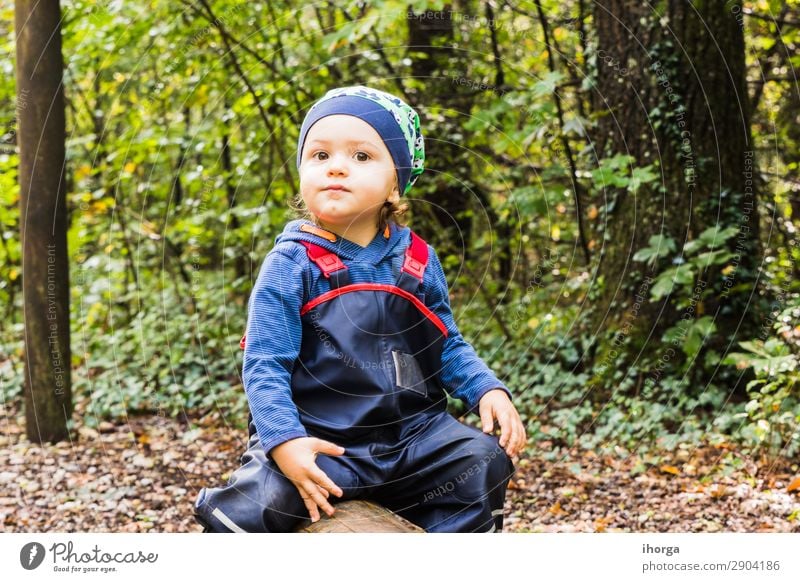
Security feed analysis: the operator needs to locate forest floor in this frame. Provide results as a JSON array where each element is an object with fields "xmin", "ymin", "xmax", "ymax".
[{"xmin": 2, "ymin": 405, "xmax": 799, "ymax": 533}]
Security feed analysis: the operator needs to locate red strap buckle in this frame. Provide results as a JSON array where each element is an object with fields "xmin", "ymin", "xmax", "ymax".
[
  {"xmin": 318, "ymin": 253, "xmax": 345, "ymax": 273},
  {"xmin": 402, "ymin": 256, "xmax": 425, "ymax": 279},
  {"xmin": 401, "ymin": 231, "xmax": 429, "ymax": 281},
  {"xmin": 302, "ymin": 241, "xmax": 347, "ymax": 278}
]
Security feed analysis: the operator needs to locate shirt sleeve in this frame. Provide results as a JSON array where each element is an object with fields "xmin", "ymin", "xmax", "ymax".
[
  {"xmin": 242, "ymin": 249, "xmax": 308, "ymax": 455},
  {"xmin": 423, "ymin": 245, "xmax": 512, "ymax": 409}
]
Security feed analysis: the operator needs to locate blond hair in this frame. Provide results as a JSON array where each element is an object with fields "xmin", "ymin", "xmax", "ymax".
[{"xmin": 290, "ymin": 195, "xmax": 409, "ymax": 233}]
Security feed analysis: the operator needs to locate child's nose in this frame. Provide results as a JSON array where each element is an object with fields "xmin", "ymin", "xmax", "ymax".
[{"xmin": 326, "ymin": 152, "xmax": 349, "ymax": 174}]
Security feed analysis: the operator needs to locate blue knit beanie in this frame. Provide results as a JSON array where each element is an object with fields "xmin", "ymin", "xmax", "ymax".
[{"xmin": 296, "ymin": 86, "xmax": 425, "ymax": 196}]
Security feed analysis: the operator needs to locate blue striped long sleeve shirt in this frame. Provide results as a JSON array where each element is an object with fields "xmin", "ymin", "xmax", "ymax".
[{"xmin": 242, "ymin": 219, "xmax": 512, "ymax": 455}]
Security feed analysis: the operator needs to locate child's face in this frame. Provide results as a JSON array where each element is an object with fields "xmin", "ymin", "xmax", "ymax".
[{"xmin": 299, "ymin": 115, "xmax": 400, "ymax": 234}]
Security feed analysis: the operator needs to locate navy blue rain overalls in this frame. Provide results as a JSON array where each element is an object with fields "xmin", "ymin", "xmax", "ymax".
[{"xmin": 194, "ymin": 230, "xmax": 515, "ymax": 532}]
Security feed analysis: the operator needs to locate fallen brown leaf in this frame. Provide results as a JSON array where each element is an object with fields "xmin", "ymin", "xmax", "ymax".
[
  {"xmin": 787, "ymin": 477, "xmax": 800, "ymax": 494},
  {"xmin": 709, "ymin": 484, "xmax": 728, "ymax": 498}
]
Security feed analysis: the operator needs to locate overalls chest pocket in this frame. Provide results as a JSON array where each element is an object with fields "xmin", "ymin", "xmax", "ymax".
[{"xmin": 391, "ymin": 350, "xmax": 427, "ymax": 397}]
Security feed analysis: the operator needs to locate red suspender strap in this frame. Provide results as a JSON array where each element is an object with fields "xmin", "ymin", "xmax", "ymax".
[
  {"xmin": 243, "ymin": 237, "xmax": 418, "ymax": 349},
  {"xmin": 401, "ymin": 231, "xmax": 429, "ymax": 281},
  {"xmin": 241, "ymin": 242, "xmax": 347, "ymax": 350},
  {"xmin": 301, "ymin": 241, "xmax": 347, "ymax": 278}
]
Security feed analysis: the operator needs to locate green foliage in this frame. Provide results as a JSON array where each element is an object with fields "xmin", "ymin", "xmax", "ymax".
[
  {"xmin": 636, "ymin": 224, "xmax": 738, "ymax": 302},
  {"xmin": 1, "ymin": 0, "xmax": 798, "ymax": 463},
  {"xmin": 72, "ymin": 269, "xmax": 249, "ymax": 424},
  {"xmin": 466, "ymin": 293, "xmax": 723, "ymax": 455},
  {"xmin": 722, "ymin": 304, "xmax": 800, "ymax": 460},
  {"xmin": 0, "ymin": 153, "xmax": 20, "ymax": 308},
  {"xmin": 627, "ymin": 224, "xmax": 742, "ymax": 364},
  {"xmin": 0, "ymin": 323, "xmax": 24, "ymax": 403}
]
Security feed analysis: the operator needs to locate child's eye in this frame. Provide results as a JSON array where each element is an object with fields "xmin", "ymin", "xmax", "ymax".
[{"xmin": 310, "ymin": 150, "xmax": 370, "ymax": 162}]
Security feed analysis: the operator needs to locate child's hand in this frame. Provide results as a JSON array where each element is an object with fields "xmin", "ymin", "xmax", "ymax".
[
  {"xmin": 478, "ymin": 389, "xmax": 526, "ymax": 458},
  {"xmin": 269, "ymin": 436, "xmax": 346, "ymax": 523}
]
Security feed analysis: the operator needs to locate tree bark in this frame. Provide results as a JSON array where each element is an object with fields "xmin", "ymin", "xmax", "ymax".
[
  {"xmin": 221, "ymin": 103, "xmax": 246, "ymax": 280},
  {"xmin": 15, "ymin": 0, "xmax": 72, "ymax": 442},
  {"xmin": 589, "ymin": 1, "xmax": 764, "ymax": 388}
]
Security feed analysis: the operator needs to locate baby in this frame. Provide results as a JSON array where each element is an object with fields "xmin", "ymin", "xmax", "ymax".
[{"xmin": 194, "ymin": 86, "xmax": 526, "ymax": 533}]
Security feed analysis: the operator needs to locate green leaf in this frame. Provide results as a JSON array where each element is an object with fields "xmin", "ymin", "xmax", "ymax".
[
  {"xmin": 633, "ymin": 234, "xmax": 676, "ymax": 266},
  {"xmin": 682, "ymin": 316, "xmax": 716, "ymax": 358},
  {"xmin": 532, "ymin": 70, "xmax": 565, "ymax": 98},
  {"xmin": 673, "ymin": 263, "xmax": 695, "ymax": 285},
  {"xmin": 683, "ymin": 238, "xmax": 705, "ymax": 255},
  {"xmin": 632, "ymin": 247, "xmax": 658, "ymax": 263},
  {"xmin": 651, "ymin": 264, "xmax": 694, "ymax": 299},
  {"xmin": 698, "ymin": 225, "xmax": 739, "ymax": 247},
  {"xmin": 562, "ymin": 116, "xmax": 588, "ymax": 137},
  {"xmin": 737, "ymin": 340, "xmax": 770, "ymax": 357},
  {"xmin": 695, "ymin": 250, "xmax": 734, "ymax": 266},
  {"xmin": 321, "ymin": 20, "xmax": 358, "ymax": 50},
  {"xmin": 628, "ymin": 165, "xmax": 659, "ymax": 193}
]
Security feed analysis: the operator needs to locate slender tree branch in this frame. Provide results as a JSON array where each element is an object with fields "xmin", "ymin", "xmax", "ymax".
[
  {"xmin": 533, "ymin": 0, "xmax": 591, "ymax": 265},
  {"xmin": 486, "ymin": 1, "xmax": 505, "ymax": 89},
  {"xmin": 743, "ymin": 7, "xmax": 800, "ymax": 27},
  {"xmin": 187, "ymin": 0, "xmax": 298, "ymax": 197},
  {"xmin": 313, "ymin": 6, "xmax": 344, "ymax": 83}
]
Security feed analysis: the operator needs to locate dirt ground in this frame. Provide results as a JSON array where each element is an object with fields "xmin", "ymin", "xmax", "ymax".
[{"xmin": 2, "ymin": 407, "xmax": 798, "ymax": 533}]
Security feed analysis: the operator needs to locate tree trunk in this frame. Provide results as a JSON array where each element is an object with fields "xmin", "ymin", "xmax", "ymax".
[
  {"xmin": 588, "ymin": 1, "xmax": 764, "ymax": 389},
  {"xmin": 15, "ymin": 0, "xmax": 72, "ymax": 442}
]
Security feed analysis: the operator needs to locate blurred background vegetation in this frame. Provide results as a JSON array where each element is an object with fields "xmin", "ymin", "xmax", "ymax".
[{"xmin": 2, "ymin": 0, "xmax": 798, "ymax": 465}]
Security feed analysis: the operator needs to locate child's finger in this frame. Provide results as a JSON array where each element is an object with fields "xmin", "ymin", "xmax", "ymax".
[
  {"xmin": 497, "ymin": 412, "xmax": 511, "ymax": 448},
  {"xmin": 310, "ymin": 466, "xmax": 344, "ymax": 498},
  {"xmin": 298, "ymin": 490, "xmax": 321, "ymax": 522},
  {"xmin": 503, "ymin": 414, "xmax": 520, "ymax": 456},
  {"xmin": 304, "ymin": 479, "xmax": 335, "ymax": 517},
  {"xmin": 480, "ymin": 405, "xmax": 495, "ymax": 433},
  {"xmin": 515, "ymin": 419, "xmax": 527, "ymax": 455},
  {"xmin": 506, "ymin": 414, "xmax": 521, "ymax": 454},
  {"xmin": 314, "ymin": 438, "xmax": 346, "ymax": 456}
]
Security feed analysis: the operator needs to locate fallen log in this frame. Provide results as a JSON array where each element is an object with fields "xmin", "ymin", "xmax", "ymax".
[{"xmin": 296, "ymin": 500, "xmax": 424, "ymax": 533}]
